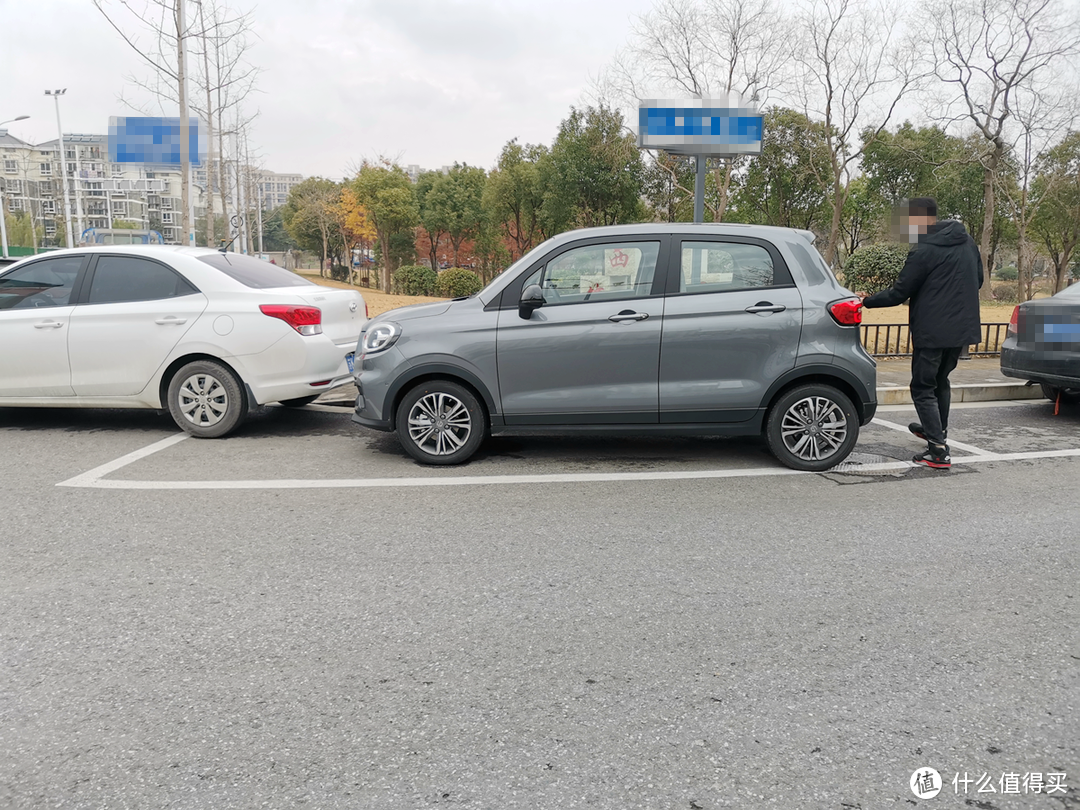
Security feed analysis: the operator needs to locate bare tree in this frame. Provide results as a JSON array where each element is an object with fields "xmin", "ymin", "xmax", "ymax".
[
  {"xmin": 597, "ymin": 0, "xmax": 795, "ymax": 222},
  {"xmin": 931, "ymin": 0, "xmax": 1080, "ymax": 297},
  {"xmin": 794, "ymin": 0, "xmax": 921, "ymax": 268},
  {"xmin": 93, "ymin": 0, "xmax": 258, "ymax": 247}
]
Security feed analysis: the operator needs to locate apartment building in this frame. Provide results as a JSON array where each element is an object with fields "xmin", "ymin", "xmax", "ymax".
[
  {"xmin": 256, "ymin": 170, "xmax": 303, "ymax": 211},
  {"xmin": 1, "ymin": 129, "xmax": 210, "ymax": 245}
]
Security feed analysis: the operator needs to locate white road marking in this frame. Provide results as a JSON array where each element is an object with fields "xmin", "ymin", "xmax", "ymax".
[
  {"xmin": 871, "ymin": 417, "xmax": 992, "ymax": 457},
  {"xmin": 57, "ymin": 433, "xmax": 190, "ymax": 488},
  {"xmin": 53, "ymin": 429, "xmax": 1080, "ymax": 491}
]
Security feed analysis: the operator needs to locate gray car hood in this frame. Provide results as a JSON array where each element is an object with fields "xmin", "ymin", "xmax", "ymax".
[{"xmin": 376, "ymin": 300, "xmax": 455, "ymax": 323}]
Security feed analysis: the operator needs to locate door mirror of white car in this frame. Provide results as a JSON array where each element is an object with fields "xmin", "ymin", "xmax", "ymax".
[{"xmin": 519, "ymin": 284, "xmax": 545, "ymax": 320}]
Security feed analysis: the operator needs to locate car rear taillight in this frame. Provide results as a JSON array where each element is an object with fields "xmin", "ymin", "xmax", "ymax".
[
  {"xmin": 1007, "ymin": 305, "xmax": 1019, "ymax": 336},
  {"xmin": 828, "ymin": 298, "xmax": 863, "ymax": 326},
  {"xmin": 259, "ymin": 304, "xmax": 323, "ymax": 336}
]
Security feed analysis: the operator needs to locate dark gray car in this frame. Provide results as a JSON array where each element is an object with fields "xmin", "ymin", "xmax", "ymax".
[{"xmin": 352, "ymin": 224, "xmax": 877, "ymax": 471}]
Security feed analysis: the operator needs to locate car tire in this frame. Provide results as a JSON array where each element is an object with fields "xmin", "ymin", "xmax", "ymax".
[
  {"xmin": 765, "ymin": 383, "xmax": 859, "ymax": 472},
  {"xmin": 1040, "ymin": 383, "xmax": 1080, "ymax": 404},
  {"xmin": 167, "ymin": 360, "xmax": 248, "ymax": 438},
  {"xmin": 279, "ymin": 395, "xmax": 320, "ymax": 408},
  {"xmin": 395, "ymin": 380, "xmax": 486, "ymax": 465}
]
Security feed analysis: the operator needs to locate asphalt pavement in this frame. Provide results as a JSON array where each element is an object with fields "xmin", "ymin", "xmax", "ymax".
[{"xmin": 1, "ymin": 399, "xmax": 1078, "ymax": 809}]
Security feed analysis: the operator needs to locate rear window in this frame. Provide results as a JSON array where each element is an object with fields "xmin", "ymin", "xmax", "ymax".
[
  {"xmin": 197, "ymin": 252, "xmax": 316, "ymax": 289},
  {"xmin": 1055, "ymin": 283, "xmax": 1080, "ymax": 299}
]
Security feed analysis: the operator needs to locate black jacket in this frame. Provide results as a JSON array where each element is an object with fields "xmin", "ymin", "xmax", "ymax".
[{"xmin": 863, "ymin": 220, "xmax": 983, "ymax": 349}]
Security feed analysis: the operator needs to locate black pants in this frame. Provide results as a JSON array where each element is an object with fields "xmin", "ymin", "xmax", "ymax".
[{"xmin": 910, "ymin": 347, "xmax": 963, "ymax": 446}]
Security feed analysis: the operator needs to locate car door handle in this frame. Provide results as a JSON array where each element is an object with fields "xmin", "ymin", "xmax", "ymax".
[
  {"xmin": 608, "ymin": 311, "xmax": 649, "ymax": 322},
  {"xmin": 745, "ymin": 303, "xmax": 786, "ymax": 314},
  {"xmin": 33, "ymin": 320, "xmax": 64, "ymax": 329},
  {"xmin": 155, "ymin": 316, "xmax": 188, "ymax": 325}
]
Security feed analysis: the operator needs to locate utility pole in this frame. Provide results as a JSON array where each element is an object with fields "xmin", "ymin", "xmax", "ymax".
[
  {"xmin": 256, "ymin": 182, "xmax": 264, "ymax": 254},
  {"xmin": 45, "ymin": 90, "xmax": 75, "ymax": 248},
  {"xmin": 196, "ymin": 0, "xmax": 215, "ymax": 247},
  {"xmin": 177, "ymin": 0, "xmax": 195, "ymax": 247},
  {"xmin": 71, "ymin": 136, "xmax": 86, "ymax": 239}
]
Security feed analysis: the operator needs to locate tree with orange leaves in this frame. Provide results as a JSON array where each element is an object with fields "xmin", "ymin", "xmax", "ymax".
[{"xmin": 335, "ymin": 186, "xmax": 377, "ymax": 286}]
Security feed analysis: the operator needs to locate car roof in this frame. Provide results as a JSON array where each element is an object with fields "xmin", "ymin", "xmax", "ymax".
[{"xmin": 12, "ymin": 245, "xmax": 224, "ymax": 260}]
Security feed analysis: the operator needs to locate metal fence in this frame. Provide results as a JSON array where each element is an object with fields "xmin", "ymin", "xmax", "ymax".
[{"xmin": 861, "ymin": 323, "xmax": 1010, "ymax": 358}]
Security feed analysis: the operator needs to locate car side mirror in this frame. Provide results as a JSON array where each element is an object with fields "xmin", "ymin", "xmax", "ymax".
[{"xmin": 518, "ymin": 284, "xmax": 545, "ymax": 319}]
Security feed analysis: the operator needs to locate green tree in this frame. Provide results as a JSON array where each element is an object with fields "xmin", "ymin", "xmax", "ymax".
[
  {"xmin": 415, "ymin": 170, "xmax": 449, "ymax": 272},
  {"xmin": 642, "ymin": 152, "xmax": 696, "ymax": 223},
  {"xmin": 283, "ymin": 177, "xmax": 341, "ymax": 275},
  {"xmin": 2, "ymin": 211, "xmax": 35, "ymax": 248},
  {"xmin": 425, "ymin": 163, "xmax": 486, "ymax": 266},
  {"xmin": 483, "ymin": 139, "xmax": 550, "ymax": 260},
  {"xmin": 1032, "ymin": 131, "xmax": 1080, "ymax": 294},
  {"xmin": 261, "ymin": 206, "xmax": 299, "ymax": 252},
  {"xmin": 838, "ymin": 176, "xmax": 888, "ymax": 263},
  {"xmin": 730, "ymin": 108, "xmax": 831, "ymax": 232},
  {"xmin": 352, "ymin": 162, "xmax": 419, "ymax": 292},
  {"xmin": 541, "ymin": 105, "xmax": 645, "ymax": 233}
]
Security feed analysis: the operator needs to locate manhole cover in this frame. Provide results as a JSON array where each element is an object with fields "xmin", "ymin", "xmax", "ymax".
[{"xmin": 828, "ymin": 452, "xmax": 909, "ymax": 476}]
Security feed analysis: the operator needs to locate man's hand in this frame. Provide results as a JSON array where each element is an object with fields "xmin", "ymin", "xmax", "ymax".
[{"xmin": 855, "ymin": 291, "xmax": 869, "ymax": 302}]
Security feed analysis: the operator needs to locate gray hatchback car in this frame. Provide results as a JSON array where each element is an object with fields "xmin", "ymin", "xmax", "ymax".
[{"xmin": 352, "ymin": 224, "xmax": 877, "ymax": 471}]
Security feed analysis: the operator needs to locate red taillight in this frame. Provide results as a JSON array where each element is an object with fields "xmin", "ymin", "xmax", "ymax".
[
  {"xmin": 259, "ymin": 304, "xmax": 322, "ymax": 336},
  {"xmin": 1007, "ymin": 305, "xmax": 1019, "ymax": 335},
  {"xmin": 828, "ymin": 298, "xmax": 863, "ymax": 326}
]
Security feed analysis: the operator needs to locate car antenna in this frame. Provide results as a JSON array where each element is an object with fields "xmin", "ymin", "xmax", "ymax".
[{"xmin": 218, "ymin": 237, "xmax": 237, "ymax": 253}]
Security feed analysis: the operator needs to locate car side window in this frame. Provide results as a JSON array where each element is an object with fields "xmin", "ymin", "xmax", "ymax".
[
  {"xmin": 87, "ymin": 256, "xmax": 197, "ymax": 304},
  {"xmin": 680, "ymin": 241, "xmax": 777, "ymax": 293},
  {"xmin": 522, "ymin": 241, "xmax": 660, "ymax": 305},
  {"xmin": 0, "ymin": 256, "xmax": 83, "ymax": 310}
]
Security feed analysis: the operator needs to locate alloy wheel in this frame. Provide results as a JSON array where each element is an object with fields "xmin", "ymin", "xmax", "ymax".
[
  {"xmin": 407, "ymin": 392, "xmax": 472, "ymax": 456},
  {"xmin": 780, "ymin": 395, "xmax": 848, "ymax": 462}
]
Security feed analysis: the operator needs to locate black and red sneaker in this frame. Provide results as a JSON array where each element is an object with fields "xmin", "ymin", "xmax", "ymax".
[{"xmin": 913, "ymin": 444, "xmax": 951, "ymax": 470}]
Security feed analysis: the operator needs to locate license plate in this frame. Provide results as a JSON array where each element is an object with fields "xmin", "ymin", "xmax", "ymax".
[{"xmin": 346, "ymin": 352, "xmax": 355, "ymax": 374}]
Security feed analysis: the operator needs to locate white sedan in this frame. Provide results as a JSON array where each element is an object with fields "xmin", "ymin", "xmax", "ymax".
[{"xmin": 0, "ymin": 246, "xmax": 366, "ymax": 437}]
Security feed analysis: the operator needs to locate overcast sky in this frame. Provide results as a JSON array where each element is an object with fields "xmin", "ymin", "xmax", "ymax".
[{"xmin": 0, "ymin": 0, "xmax": 657, "ymax": 178}]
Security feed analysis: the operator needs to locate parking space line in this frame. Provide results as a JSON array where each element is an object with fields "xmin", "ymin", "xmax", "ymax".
[
  {"xmin": 871, "ymin": 417, "xmax": 992, "ymax": 457},
  {"xmin": 56, "ymin": 433, "xmax": 190, "ymax": 488},
  {"xmin": 53, "ymin": 437, "xmax": 1080, "ymax": 491}
]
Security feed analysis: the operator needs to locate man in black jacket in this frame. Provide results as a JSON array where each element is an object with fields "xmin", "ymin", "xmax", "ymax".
[{"xmin": 861, "ymin": 197, "xmax": 983, "ymax": 470}]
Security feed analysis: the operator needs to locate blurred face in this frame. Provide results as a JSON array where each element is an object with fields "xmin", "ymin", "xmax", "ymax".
[{"xmin": 907, "ymin": 212, "xmax": 936, "ymax": 237}]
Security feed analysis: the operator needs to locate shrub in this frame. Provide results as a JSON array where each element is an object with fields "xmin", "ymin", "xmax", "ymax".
[
  {"xmin": 996, "ymin": 265, "xmax": 1018, "ymax": 281},
  {"xmin": 329, "ymin": 264, "xmax": 351, "ymax": 282},
  {"xmin": 842, "ymin": 243, "xmax": 911, "ymax": 294},
  {"xmin": 393, "ymin": 264, "xmax": 438, "ymax": 296},
  {"xmin": 991, "ymin": 283, "xmax": 1019, "ymax": 303},
  {"xmin": 435, "ymin": 267, "xmax": 484, "ymax": 298}
]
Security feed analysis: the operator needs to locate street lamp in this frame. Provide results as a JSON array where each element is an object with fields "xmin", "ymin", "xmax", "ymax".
[
  {"xmin": 45, "ymin": 89, "xmax": 76, "ymax": 248},
  {"xmin": 0, "ymin": 115, "xmax": 30, "ymax": 259}
]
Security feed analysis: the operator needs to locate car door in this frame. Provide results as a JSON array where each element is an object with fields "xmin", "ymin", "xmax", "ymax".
[
  {"xmin": 67, "ymin": 254, "xmax": 208, "ymax": 396},
  {"xmin": 495, "ymin": 238, "xmax": 667, "ymax": 424},
  {"xmin": 0, "ymin": 255, "xmax": 87, "ymax": 397},
  {"xmin": 659, "ymin": 237, "xmax": 803, "ymax": 423}
]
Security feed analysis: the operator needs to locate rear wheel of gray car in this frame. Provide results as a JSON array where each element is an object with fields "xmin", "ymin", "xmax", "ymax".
[
  {"xmin": 167, "ymin": 360, "xmax": 248, "ymax": 438},
  {"xmin": 1040, "ymin": 383, "xmax": 1080, "ymax": 404},
  {"xmin": 396, "ymin": 380, "xmax": 487, "ymax": 465},
  {"xmin": 766, "ymin": 384, "xmax": 859, "ymax": 472}
]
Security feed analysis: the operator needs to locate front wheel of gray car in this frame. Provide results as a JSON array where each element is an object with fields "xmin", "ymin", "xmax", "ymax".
[
  {"xmin": 765, "ymin": 384, "xmax": 859, "ymax": 472},
  {"xmin": 396, "ymin": 380, "xmax": 487, "ymax": 465}
]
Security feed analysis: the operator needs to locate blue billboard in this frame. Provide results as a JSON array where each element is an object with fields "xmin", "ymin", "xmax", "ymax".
[
  {"xmin": 637, "ymin": 100, "xmax": 762, "ymax": 156},
  {"xmin": 108, "ymin": 116, "xmax": 203, "ymax": 166}
]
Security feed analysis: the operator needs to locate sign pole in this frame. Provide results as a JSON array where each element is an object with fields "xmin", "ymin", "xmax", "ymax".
[{"xmin": 694, "ymin": 155, "xmax": 705, "ymax": 223}]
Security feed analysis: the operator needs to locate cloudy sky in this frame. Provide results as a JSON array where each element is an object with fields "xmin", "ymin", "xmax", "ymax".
[{"xmin": 0, "ymin": 0, "xmax": 656, "ymax": 178}]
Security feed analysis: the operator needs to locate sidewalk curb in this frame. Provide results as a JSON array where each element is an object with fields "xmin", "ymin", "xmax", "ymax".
[{"xmin": 876, "ymin": 382, "xmax": 1042, "ymax": 406}]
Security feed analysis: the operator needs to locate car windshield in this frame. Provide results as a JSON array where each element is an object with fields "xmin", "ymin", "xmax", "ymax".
[{"xmin": 196, "ymin": 252, "xmax": 316, "ymax": 289}]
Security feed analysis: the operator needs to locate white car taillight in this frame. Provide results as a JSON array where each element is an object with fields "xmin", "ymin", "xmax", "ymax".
[{"xmin": 259, "ymin": 304, "xmax": 323, "ymax": 336}]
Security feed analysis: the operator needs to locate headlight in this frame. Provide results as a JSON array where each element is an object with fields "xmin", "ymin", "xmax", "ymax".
[{"xmin": 362, "ymin": 322, "xmax": 401, "ymax": 354}]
